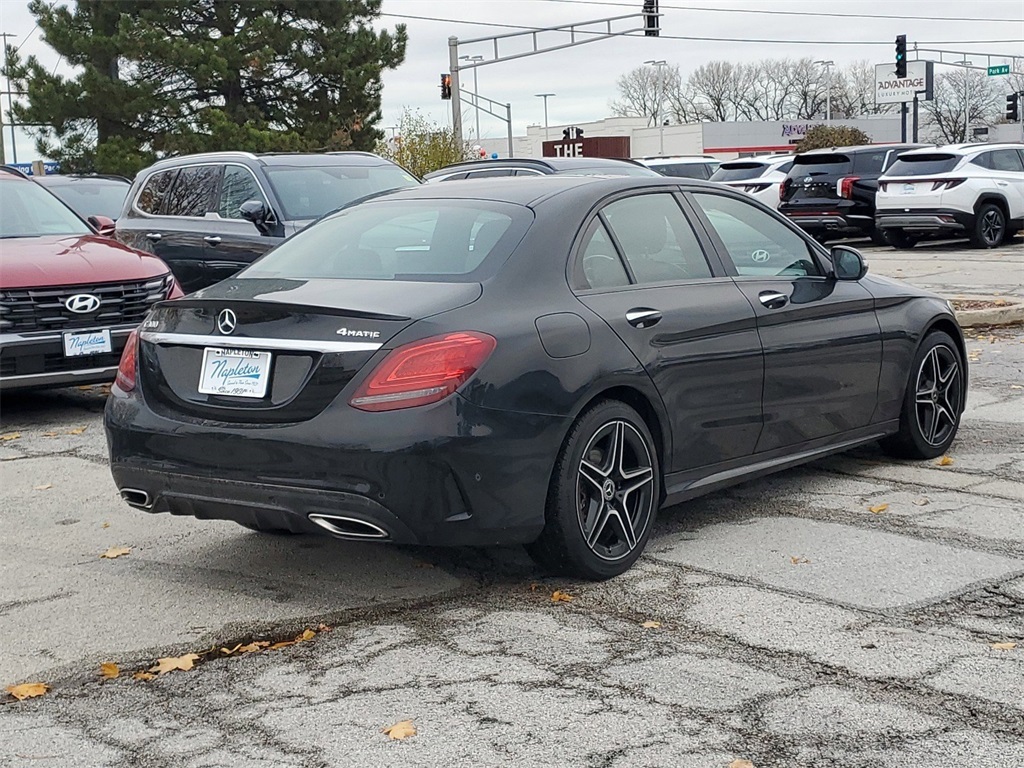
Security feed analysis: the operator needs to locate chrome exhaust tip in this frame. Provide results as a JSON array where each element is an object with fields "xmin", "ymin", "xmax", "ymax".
[
  {"xmin": 307, "ymin": 513, "xmax": 390, "ymax": 540},
  {"xmin": 120, "ymin": 488, "xmax": 152, "ymax": 509}
]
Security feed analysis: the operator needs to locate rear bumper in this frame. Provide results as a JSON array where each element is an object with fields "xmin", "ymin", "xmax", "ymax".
[
  {"xmin": 875, "ymin": 208, "xmax": 972, "ymax": 233},
  {"xmin": 779, "ymin": 208, "xmax": 873, "ymax": 236},
  {"xmin": 0, "ymin": 326, "xmax": 134, "ymax": 391},
  {"xmin": 104, "ymin": 390, "xmax": 569, "ymax": 547}
]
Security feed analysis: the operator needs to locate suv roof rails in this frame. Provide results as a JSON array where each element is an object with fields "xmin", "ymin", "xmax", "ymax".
[{"xmin": 0, "ymin": 164, "xmax": 31, "ymax": 179}]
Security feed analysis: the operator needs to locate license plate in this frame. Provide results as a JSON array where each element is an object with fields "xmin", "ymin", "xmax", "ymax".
[
  {"xmin": 198, "ymin": 348, "xmax": 271, "ymax": 398},
  {"xmin": 900, "ymin": 183, "xmax": 917, "ymax": 195},
  {"xmin": 63, "ymin": 329, "xmax": 112, "ymax": 357}
]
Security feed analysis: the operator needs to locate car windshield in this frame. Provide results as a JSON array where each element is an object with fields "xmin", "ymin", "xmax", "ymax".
[
  {"xmin": 646, "ymin": 163, "xmax": 712, "ymax": 179},
  {"xmin": 0, "ymin": 180, "xmax": 91, "ymax": 238},
  {"xmin": 40, "ymin": 179, "xmax": 129, "ymax": 220},
  {"xmin": 789, "ymin": 154, "xmax": 853, "ymax": 177},
  {"xmin": 263, "ymin": 164, "xmax": 419, "ymax": 221},
  {"xmin": 242, "ymin": 199, "xmax": 532, "ymax": 283},
  {"xmin": 885, "ymin": 154, "xmax": 961, "ymax": 176},
  {"xmin": 710, "ymin": 162, "xmax": 769, "ymax": 182}
]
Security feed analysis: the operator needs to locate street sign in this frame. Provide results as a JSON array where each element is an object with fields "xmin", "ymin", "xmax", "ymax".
[
  {"xmin": 988, "ymin": 64, "xmax": 1010, "ymax": 76},
  {"xmin": 7, "ymin": 161, "xmax": 60, "ymax": 175},
  {"xmin": 874, "ymin": 61, "xmax": 934, "ymax": 104}
]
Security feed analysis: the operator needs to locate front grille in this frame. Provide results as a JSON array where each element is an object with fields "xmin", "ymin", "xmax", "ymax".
[{"xmin": 0, "ymin": 275, "xmax": 173, "ymax": 333}]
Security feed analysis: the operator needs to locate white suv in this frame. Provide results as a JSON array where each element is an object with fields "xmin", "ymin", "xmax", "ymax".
[
  {"xmin": 709, "ymin": 154, "xmax": 795, "ymax": 209},
  {"xmin": 634, "ymin": 155, "xmax": 720, "ymax": 180},
  {"xmin": 875, "ymin": 143, "xmax": 1024, "ymax": 248}
]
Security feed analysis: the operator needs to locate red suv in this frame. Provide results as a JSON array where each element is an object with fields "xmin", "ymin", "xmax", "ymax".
[{"xmin": 1, "ymin": 166, "xmax": 181, "ymax": 391}]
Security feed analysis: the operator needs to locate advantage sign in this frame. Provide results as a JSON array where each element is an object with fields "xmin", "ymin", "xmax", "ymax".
[
  {"xmin": 874, "ymin": 60, "xmax": 934, "ymax": 104},
  {"xmin": 988, "ymin": 64, "xmax": 1011, "ymax": 76}
]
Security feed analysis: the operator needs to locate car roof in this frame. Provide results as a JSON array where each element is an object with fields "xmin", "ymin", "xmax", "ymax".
[
  {"xmin": 142, "ymin": 150, "xmax": 397, "ymax": 172},
  {"xmin": 898, "ymin": 142, "xmax": 1024, "ymax": 157},
  {"xmin": 721, "ymin": 154, "xmax": 794, "ymax": 166},
  {"xmin": 798, "ymin": 143, "xmax": 929, "ymax": 156},
  {"xmin": 637, "ymin": 156, "xmax": 718, "ymax": 164},
  {"xmin": 424, "ymin": 157, "xmax": 645, "ymax": 176}
]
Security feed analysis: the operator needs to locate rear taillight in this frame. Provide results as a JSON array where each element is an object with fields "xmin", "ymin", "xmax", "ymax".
[
  {"xmin": 878, "ymin": 182, "xmax": 888, "ymax": 192},
  {"xmin": 779, "ymin": 180, "xmax": 787, "ymax": 200},
  {"xmin": 931, "ymin": 178, "xmax": 966, "ymax": 191},
  {"xmin": 114, "ymin": 328, "xmax": 139, "ymax": 393},
  {"xmin": 838, "ymin": 176, "xmax": 860, "ymax": 199},
  {"xmin": 349, "ymin": 331, "xmax": 496, "ymax": 412}
]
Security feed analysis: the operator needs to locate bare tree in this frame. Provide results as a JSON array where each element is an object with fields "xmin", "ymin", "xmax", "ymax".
[
  {"xmin": 686, "ymin": 61, "xmax": 741, "ymax": 121},
  {"xmin": 923, "ymin": 69, "xmax": 1001, "ymax": 143},
  {"xmin": 610, "ymin": 65, "xmax": 680, "ymax": 126}
]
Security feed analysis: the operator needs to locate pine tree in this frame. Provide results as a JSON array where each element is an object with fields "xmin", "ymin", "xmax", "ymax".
[{"xmin": 5, "ymin": 0, "xmax": 407, "ymax": 174}]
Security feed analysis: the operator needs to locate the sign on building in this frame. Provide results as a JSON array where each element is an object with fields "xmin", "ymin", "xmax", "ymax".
[
  {"xmin": 874, "ymin": 61, "xmax": 934, "ymax": 104},
  {"xmin": 542, "ymin": 136, "xmax": 630, "ymax": 159}
]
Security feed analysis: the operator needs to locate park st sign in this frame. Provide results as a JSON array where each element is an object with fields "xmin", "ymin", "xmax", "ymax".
[{"xmin": 874, "ymin": 61, "xmax": 934, "ymax": 104}]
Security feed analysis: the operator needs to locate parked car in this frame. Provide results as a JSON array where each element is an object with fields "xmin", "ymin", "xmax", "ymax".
[
  {"xmin": 634, "ymin": 155, "xmax": 721, "ymax": 180},
  {"xmin": 34, "ymin": 174, "xmax": 131, "ymax": 222},
  {"xmin": 0, "ymin": 166, "xmax": 180, "ymax": 391},
  {"xmin": 779, "ymin": 144, "xmax": 927, "ymax": 243},
  {"xmin": 875, "ymin": 143, "xmax": 1024, "ymax": 249},
  {"xmin": 423, "ymin": 157, "xmax": 659, "ymax": 182},
  {"xmin": 106, "ymin": 175, "xmax": 965, "ymax": 580},
  {"xmin": 709, "ymin": 155, "xmax": 795, "ymax": 209},
  {"xmin": 116, "ymin": 151, "xmax": 420, "ymax": 293}
]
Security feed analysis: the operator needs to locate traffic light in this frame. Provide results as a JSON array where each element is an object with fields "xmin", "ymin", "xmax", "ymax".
[
  {"xmin": 440, "ymin": 73, "xmax": 451, "ymax": 100},
  {"xmin": 894, "ymin": 34, "xmax": 907, "ymax": 78},
  {"xmin": 1007, "ymin": 93, "xmax": 1020, "ymax": 122},
  {"xmin": 643, "ymin": 0, "xmax": 659, "ymax": 37}
]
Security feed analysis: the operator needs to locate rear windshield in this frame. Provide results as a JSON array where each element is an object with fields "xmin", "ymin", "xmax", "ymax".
[
  {"xmin": 789, "ymin": 154, "xmax": 852, "ymax": 178},
  {"xmin": 242, "ymin": 200, "xmax": 532, "ymax": 283},
  {"xmin": 263, "ymin": 164, "xmax": 419, "ymax": 221},
  {"xmin": 564, "ymin": 164, "xmax": 658, "ymax": 178},
  {"xmin": 646, "ymin": 163, "xmax": 712, "ymax": 179},
  {"xmin": 40, "ymin": 179, "xmax": 130, "ymax": 220},
  {"xmin": 885, "ymin": 154, "xmax": 961, "ymax": 176},
  {"xmin": 0, "ymin": 181, "xmax": 90, "ymax": 238},
  {"xmin": 710, "ymin": 162, "xmax": 768, "ymax": 182}
]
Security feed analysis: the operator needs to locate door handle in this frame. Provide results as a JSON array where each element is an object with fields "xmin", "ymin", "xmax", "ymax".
[
  {"xmin": 204, "ymin": 236, "xmax": 222, "ymax": 245},
  {"xmin": 145, "ymin": 232, "xmax": 162, "ymax": 242},
  {"xmin": 626, "ymin": 308, "xmax": 662, "ymax": 329},
  {"xmin": 758, "ymin": 291, "xmax": 789, "ymax": 309}
]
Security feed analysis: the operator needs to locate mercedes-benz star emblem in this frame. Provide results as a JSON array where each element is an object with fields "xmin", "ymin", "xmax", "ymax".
[
  {"xmin": 217, "ymin": 309, "xmax": 237, "ymax": 335},
  {"xmin": 751, "ymin": 250, "xmax": 771, "ymax": 263},
  {"xmin": 65, "ymin": 294, "xmax": 102, "ymax": 314}
]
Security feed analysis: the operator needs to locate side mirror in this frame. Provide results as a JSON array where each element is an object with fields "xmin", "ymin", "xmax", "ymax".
[
  {"xmin": 88, "ymin": 215, "xmax": 117, "ymax": 237},
  {"xmin": 239, "ymin": 199, "xmax": 272, "ymax": 234},
  {"xmin": 831, "ymin": 245, "xmax": 867, "ymax": 281}
]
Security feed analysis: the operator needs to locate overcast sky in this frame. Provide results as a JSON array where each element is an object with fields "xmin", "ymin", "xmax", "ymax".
[{"xmin": 0, "ymin": 0, "xmax": 1021, "ymax": 160}]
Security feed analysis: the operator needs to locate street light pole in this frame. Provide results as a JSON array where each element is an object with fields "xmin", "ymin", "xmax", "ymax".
[
  {"xmin": 644, "ymin": 59, "xmax": 667, "ymax": 155},
  {"xmin": 814, "ymin": 60, "xmax": 834, "ymax": 121},
  {"xmin": 955, "ymin": 59, "xmax": 972, "ymax": 141},
  {"xmin": 460, "ymin": 54, "xmax": 484, "ymax": 142},
  {"xmin": 536, "ymin": 93, "xmax": 555, "ymax": 144}
]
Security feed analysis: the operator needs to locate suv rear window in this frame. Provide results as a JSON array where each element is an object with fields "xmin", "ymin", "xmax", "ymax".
[
  {"xmin": 853, "ymin": 150, "xmax": 888, "ymax": 174},
  {"xmin": 886, "ymin": 153, "xmax": 961, "ymax": 176},
  {"xmin": 243, "ymin": 200, "xmax": 531, "ymax": 283},
  {"xmin": 263, "ymin": 165, "xmax": 419, "ymax": 220},
  {"xmin": 647, "ymin": 163, "xmax": 711, "ymax": 179},
  {"xmin": 710, "ymin": 162, "xmax": 768, "ymax": 182},
  {"xmin": 789, "ymin": 154, "xmax": 852, "ymax": 178}
]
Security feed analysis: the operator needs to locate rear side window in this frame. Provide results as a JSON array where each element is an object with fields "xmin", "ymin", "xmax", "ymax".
[
  {"xmin": 648, "ymin": 163, "xmax": 710, "ymax": 179},
  {"xmin": 577, "ymin": 220, "xmax": 630, "ymax": 290},
  {"xmin": 853, "ymin": 150, "xmax": 887, "ymax": 174},
  {"xmin": 886, "ymin": 154, "xmax": 961, "ymax": 176},
  {"xmin": 789, "ymin": 154, "xmax": 852, "ymax": 178},
  {"xmin": 988, "ymin": 150, "xmax": 1024, "ymax": 172},
  {"xmin": 164, "ymin": 165, "xmax": 219, "ymax": 217},
  {"xmin": 710, "ymin": 163, "xmax": 767, "ymax": 182},
  {"xmin": 137, "ymin": 170, "xmax": 177, "ymax": 214},
  {"xmin": 242, "ymin": 200, "xmax": 530, "ymax": 282}
]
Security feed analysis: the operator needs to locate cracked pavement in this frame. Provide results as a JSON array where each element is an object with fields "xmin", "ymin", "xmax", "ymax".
[{"xmin": 1, "ymin": 241, "xmax": 1022, "ymax": 767}]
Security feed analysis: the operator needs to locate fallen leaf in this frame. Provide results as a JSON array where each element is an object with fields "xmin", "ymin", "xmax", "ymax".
[
  {"xmin": 529, "ymin": 583, "xmax": 540, "ymax": 592},
  {"xmin": 990, "ymin": 642, "xmax": 1017, "ymax": 651},
  {"xmin": 1012, "ymin": 385, "xmax": 1023, "ymax": 390},
  {"xmin": 790, "ymin": 556, "xmax": 811, "ymax": 565},
  {"xmin": 640, "ymin": 620, "xmax": 662, "ymax": 629},
  {"xmin": 317, "ymin": 623, "xmax": 333, "ymax": 633},
  {"xmin": 6, "ymin": 682, "xmax": 49, "ymax": 701},
  {"xmin": 550, "ymin": 590, "xmax": 574, "ymax": 603},
  {"xmin": 66, "ymin": 426, "xmax": 88, "ymax": 435},
  {"xmin": 132, "ymin": 671, "xmax": 155, "ymax": 681},
  {"xmin": 238, "ymin": 641, "xmax": 270, "ymax": 654},
  {"xmin": 297, "ymin": 629, "xmax": 316, "ymax": 642},
  {"xmin": 729, "ymin": 760, "xmax": 755, "ymax": 768},
  {"xmin": 936, "ymin": 456, "xmax": 954, "ymax": 467},
  {"xmin": 33, "ymin": 484, "xmax": 53, "ymax": 491},
  {"xmin": 0, "ymin": 432, "xmax": 22, "ymax": 442},
  {"xmin": 150, "ymin": 653, "xmax": 200, "ymax": 675},
  {"xmin": 382, "ymin": 720, "xmax": 417, "ymax": 740},
  {"xmin": 220, "ymin": 643, "xmax": 243, "ymax": 655},
  {"xmin": 99, "ymin": 662, "xmax": 120, "ymax": 680},
  {"xmin": 77, "ymin": 385, "xmax": 94, "ymax": 391},
  {"xmin": 912, "ymin": 497, "xmax": 930, "ymax": 506},
  {"xmin": 993, "ymin": 298, "xmax": 1008, "ymax": 306},
  {"xmin": 99, "ymin": 546, "xmax": 131, "ymax": 559},
  {"xmin": 269, "ymin": 640, "xmax": 296, "ymax": 650},
  {"xmin": 868, "ymin": 503, "xmax": 889, "ymax": 514},
  {"xmin": 101, "ymin": 522, "xmax": 110, "ymax": 529},
  {"xmin": 41, "ymin": 431, "xmax": 59, "ymax": 437}
]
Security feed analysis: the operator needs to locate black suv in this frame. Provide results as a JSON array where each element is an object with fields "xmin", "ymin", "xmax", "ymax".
[
  {"xmin": 779, "ymin": 144, "xmax": 927, "ymax": 244},
  {"xmin": 422, "ymin": 157, "xmax": 658, "ymax": 182},
  {"xmin": 116, "ymin": 152, "xmax": 419, "ymax": 293}
]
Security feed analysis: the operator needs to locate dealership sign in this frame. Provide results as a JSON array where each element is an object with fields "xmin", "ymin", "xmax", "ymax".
[{"xmin": 874, "ymin": 61, "xmax": 934, "ymax": 104}]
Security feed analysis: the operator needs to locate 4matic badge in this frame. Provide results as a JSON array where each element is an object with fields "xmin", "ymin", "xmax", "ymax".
[{"xmin": 336, "ymin": 327, "xmax": 381, "ymax": 338}]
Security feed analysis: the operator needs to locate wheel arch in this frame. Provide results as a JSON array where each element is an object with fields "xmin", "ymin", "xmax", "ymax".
[
  {"xmin": 975, "ymin": 193, "xmax": 1009, "ymax": 218},
  {"xmin": 922, "ymin": 314, "xmax": 969, "ymax": 394}
]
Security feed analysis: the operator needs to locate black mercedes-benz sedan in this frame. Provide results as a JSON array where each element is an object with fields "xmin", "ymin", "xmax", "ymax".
[{"xmin": 105, "ymin": 176, "xmax": 966, "ymax": 579}]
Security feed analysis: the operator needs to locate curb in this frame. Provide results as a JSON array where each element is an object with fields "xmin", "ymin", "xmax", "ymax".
[{"xmin": 951, "ymin": 295, "xmax": 1024, "ymax": 327}]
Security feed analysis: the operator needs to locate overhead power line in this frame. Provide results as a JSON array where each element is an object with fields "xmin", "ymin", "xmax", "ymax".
[
  {"xmin": 378, "ymin": 12, "xmax": 1022, "ymax": 46},
  {"xmin": 543, "ymin": 0, "xmax": 1024, "ymax": 24}
]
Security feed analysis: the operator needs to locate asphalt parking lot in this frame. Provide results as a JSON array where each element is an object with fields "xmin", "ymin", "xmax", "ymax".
[{"xmin": 1, "ymin": 237, "xmax": 1022, "ymax": 767}]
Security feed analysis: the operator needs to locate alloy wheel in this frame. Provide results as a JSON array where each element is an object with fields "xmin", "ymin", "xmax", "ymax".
[
  {"xmin": 576, "ymin": 420, "xmax": 655, "ymax": 561},
  {"xmin": 980, "ymin": 208, "xmax": 1004, "ymax": 246},
  {"xmin": 914, "ymin": 344, "xmax": 962, "ymax": 446}
]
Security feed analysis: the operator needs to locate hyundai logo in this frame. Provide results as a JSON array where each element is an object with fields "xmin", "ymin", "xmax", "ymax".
[
  {"xmin": 217, "ymin": 309, "xmax": 237, "ymax": 335},
  {"xmin": 65, "ymin": 294, "xmax": 101, "ymax": 314},
  {"xmin": 751, "ymin": 249, "xmax": 771, "ymax": 263}
]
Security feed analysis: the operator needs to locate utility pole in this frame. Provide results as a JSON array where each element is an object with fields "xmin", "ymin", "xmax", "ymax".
[
  {"xmin": 536, "ymin": 93, "xmax": 555, "ymax": 143},
  {"xmin": 644, "ymin": 59, "xmax": 667, "ymax": 154},
  {"xmin": 814, "ymin": 60, "xmax": 834, "ymax": 121},
  {"xmin": 460, "ymin": 54, "xmax": 484, "ymax": 142},
  {"xmin": 0, "ymin": 32, "xmax": 17, "ymax": 164}
]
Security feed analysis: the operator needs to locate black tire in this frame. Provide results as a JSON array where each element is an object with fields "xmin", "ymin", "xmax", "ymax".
[
  {"xmin": 880, "ymin": 331, "xmax": 965, "ymax": 460},
  {"xmin": 526, "ymin": 400, "xmax": 661, "ymax": 580},
  {"xmin": 969, "ymin": 203, "xmax": 1006, "ymax": 248},
  {"xmin": 868, "ymin": 225, "xmax": 889, "ymax": 246},
  {"xmin": 884, "ymin": 229, "xmax": 918, "ymax": 249}
]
